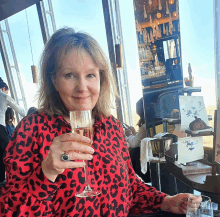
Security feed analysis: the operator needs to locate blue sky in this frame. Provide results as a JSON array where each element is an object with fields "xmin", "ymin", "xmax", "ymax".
[{"xmin": 0, "ymin": 0, "xmax": 216, "ymax": 109}]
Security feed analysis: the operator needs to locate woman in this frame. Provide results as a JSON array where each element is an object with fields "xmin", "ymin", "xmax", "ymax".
[
  {"xmin": 0, "ymin": 28, "xmax": 200, "ymax": 216},
  {"xmin": 124, "ymin": 98, "xmax": 151, "ymax": 184},
  {"xmin": 125, "ymin": 98, "xmax": 146, "ymax": 149},
  {"xmin": 0, "ymin": 78, "xmax": 26, "ymax": 183},
  {"xmin": 5, "ymin": 107, "xmax": 15, "ymax": 140},
  {"xmin": 27, "ymin": 106, "xmax": 38, "ymax": 115}
]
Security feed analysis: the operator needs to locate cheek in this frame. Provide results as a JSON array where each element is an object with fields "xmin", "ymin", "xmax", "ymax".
[
  {"xmin": 97, "ymin": 82, "xmax": 100, "ymax": 92},
  {"xmin": 95, "ymin": 82, "xmax": 100, "ymax": 95},
  {"xmin": 57, "ymin": 85, "xmax": 74, "ymax": 101},
  {"xmin": 89, "ymin": 79, "xmax": 100, "ymax": 95}
]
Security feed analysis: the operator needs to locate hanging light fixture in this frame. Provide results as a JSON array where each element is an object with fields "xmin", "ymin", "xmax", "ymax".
[
  {"xmin": 158, "ymin": 0, "xmax": 162, "ymax": 10},
  {"xmin": 150, "ymin": 15, "xmax": 153, "ymax": 26},
  {"xmin": 173, "ymin": 11, "xmax": 177, "ymax": 17},
  {"xmin": 169, "ymin": 0, "xmax": 174, "ymax": 5},
  {"xmin": 166, "ymin": 1, "xmax": 170, "ymax": 14},
  {"xmin": 25, "ymin": 9, "xmax": 38, "ymax": 83},
  {"xmin": 144, "ymin": 3, "xmax": 147, "ymax": 19},
  {"xmin": 157, "ymin": 12, "xmax": 162, "ymax": 19}
]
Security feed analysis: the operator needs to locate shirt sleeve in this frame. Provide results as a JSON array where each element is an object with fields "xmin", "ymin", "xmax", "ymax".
[
  {"xmin": 6, "ymin": 94, "xmax": 26, "ymax": 117},
  {"xmin": 117, "ymin": 121, "xmax": 167, "ymax": 215},
  {"xmin": 0, "ymin": 115, "xmax": 60, "ymax": 215},
  {"xmin": 127, "ymin": 124, "xmax": 147, "ymax": 148}
]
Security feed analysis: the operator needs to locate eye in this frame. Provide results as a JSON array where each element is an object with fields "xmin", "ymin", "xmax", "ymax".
[
  {"xmin": 87, "ymin": 73, "xmax": 96, "ymax": 78},
  {"xmin": 65, "ymin": 73, "xmax": 73, "ymax": 78},
  {"xmin": 65, "ymin": 73, "xmax": 77, "ymax": 79}
]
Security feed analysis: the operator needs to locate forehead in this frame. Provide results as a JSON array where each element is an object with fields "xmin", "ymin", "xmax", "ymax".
[{"xmin": 60, "ymin": 48, "xmax": 97, "ymax": 69}]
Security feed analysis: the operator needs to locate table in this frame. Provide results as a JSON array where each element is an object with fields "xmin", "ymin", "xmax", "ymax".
[
  {"xmin": 165, "ymin": 158, "xmax": 220, "ymax": 206},
  {"xmin": 128, "ymin": 211, "xmax": 185, "ymax": 217}
]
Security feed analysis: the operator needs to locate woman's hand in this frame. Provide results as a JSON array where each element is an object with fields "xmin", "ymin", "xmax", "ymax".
[
  {"xmin": 160, "ymin": 193, "xmax": 202, "ymax": 214},
  {"xmin": 125, "ymin": 128, "xmax": 133, "ymax": 137},
  {"xmin": 124, "ymin": 124, "xmax": 137, "ymax": 137},
  {"xmin": 128, "ymin": 126, "xmax": 137, "ymax": 135},
  {"xmin": 41, "ymin": 133, "xmax": 94, "ymax": 182}
]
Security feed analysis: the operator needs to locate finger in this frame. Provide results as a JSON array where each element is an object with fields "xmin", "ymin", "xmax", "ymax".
[
  {"xmin": 181, "ymin": 203, "xmax": 187, "ymax": 211},
  {"xmin": 68, "ymin": 151, "xmax": 93, "ymax": 161},
  {"xmin": 61, "ymin": 141, "xmax": 94, "ymax": 154},
  {"xmin": 192, "ymin": 196, "xmax": 202, "ymax": 203},
  {"xmin": 59, "ymin": 161, "xmax": 86, "ymax": 169},
  {"xmin": 56, "ymin": 133, "xmax": 91, "ymax": 144},
  {"xmin": 179, "ymin": 206, "xmax": 186, "ymax": 214},
  {"xmin": 188, "ymin": 196, "xmax": 202, "ymax": 208},
  {"xmin": 186, "ymin": 202, "xmax": 199, "ymax": 213}
]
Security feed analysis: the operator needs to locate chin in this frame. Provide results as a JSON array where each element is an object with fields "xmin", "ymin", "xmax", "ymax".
[{"xmin": 69, "ymin": 107, "xmax": 93, "ymax": 111}]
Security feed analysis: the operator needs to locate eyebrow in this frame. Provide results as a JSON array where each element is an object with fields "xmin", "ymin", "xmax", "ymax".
[{"xmin": 61, "ymin": 68, "xmax": 98, "ymax": 73}]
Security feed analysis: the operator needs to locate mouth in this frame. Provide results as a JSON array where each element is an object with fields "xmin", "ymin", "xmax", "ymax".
[{"xmin": 73, "ymin": 96, "xmax": 89, "ymax": 100}]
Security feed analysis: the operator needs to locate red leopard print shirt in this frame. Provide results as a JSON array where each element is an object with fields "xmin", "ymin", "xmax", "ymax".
[{"xmin": 0, "ymin": 113, "xmax": 166, "ymax": 216}]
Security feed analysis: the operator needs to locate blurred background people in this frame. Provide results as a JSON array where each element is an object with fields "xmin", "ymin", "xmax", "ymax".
[
  {"xmin": 27, "ymin": 107, "xmax": 38, "ymax": 116},
  {"xmin": 5, "ymin": 107, "xmax": 15, "ymax": 140},
  {"xmin": 0, "ymin": 77, "xmax": 26, "ymax": 183},
  {"xmin": 124, "ymin": 98, "xmax": 151, "ymax": 183}
]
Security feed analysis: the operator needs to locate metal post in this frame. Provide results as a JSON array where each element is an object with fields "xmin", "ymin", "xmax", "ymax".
[
  {"xmin": 0, "ymin": 25, "xmax": 18, "ymax": 103},
  {"xmin": 36, "ymin": 1, "xmax": 50, "ymax": 44},
  {"xmin": 114, "ymin": 0, "xmax": 133, "ymax": 126},
  {"xmin": 5, "ymin": 19, "xmax": 27, "ymax": 111},
  {"xmin": 214, "ymin": 0, "xmax": 220, "ymax": 164},
  {"xmin": 47, "ymin": 0, "xmax": 57, "ymax": 32},
  {"xmin": 156, "ymin": 162, "xmax": 161, "ymax": 192},
  {"xmin": 36, "ymin": 0, "xmax": 57, "ymax": 44},
  {"xmin": 102, "ymin": 0, "xmax": 124, "ymax": 123},
  {"xmin": 0, "ymin": 20, "xmax": 27, "ymax": 121}
]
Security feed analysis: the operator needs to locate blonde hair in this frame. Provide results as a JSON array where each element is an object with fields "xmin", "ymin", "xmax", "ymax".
[{"xmin": 38, "ymin": 27, "xmax": 118, "ymax": 118}]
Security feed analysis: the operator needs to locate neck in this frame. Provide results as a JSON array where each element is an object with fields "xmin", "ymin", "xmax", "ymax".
[{"xmin": 63, "ymin": 116, "xmax": 70, "ymax": 123}]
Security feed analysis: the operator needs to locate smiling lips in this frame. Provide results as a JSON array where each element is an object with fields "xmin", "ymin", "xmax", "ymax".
[{"xmin": 73, "ymin": 96, "xmax": 89, "ymax": 100}]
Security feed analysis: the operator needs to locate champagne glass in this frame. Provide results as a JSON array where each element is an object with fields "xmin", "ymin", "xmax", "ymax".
[
  {"xmin": 70, "ymin": 110, "xmax": 100, "ymax": 197},
  {"xmin": 186, "ymin": 195, "xmax": 213, "ymax": 217}
]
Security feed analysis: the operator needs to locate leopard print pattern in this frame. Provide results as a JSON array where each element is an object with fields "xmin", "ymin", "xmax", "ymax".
[{"xmin": 0, "ymin": 113, "xmax": 166, "ymax": 216}]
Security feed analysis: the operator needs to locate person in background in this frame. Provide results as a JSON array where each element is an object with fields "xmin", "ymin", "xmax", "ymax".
[
  {"xmin": 0, "ymin": 28, "xmax": 200, "ymax": 216},
  {"xmin": 0, "ymin": 77, "xmax": 26, "ymax": 183},
  {"xmin": 124, "ymin": 98, "xmax": 151, "ymax": 183},
  {"xmin": 125, "ymin": 98, "xmax": 146, "ymax": 149},
  {"xmin": 5, "ymin": 107, "xmax": 15, "ymax": 140},
  {"xmin": 27, "ymin": 106, "xmax": 38, "ymax": 115}
]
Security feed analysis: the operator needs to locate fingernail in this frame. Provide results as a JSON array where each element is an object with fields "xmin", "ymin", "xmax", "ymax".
[
  {"xmin": 89, "ymin": 148, "xmax": 94, "ymax": 154},
  {"xmin": 88, "ymin": 154, "xmax": 93, "ymax": 160}
]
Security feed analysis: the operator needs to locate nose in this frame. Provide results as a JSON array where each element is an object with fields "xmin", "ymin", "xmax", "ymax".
[{"xmin": 76, "ymin": 77, "xmax": 87, "ymax": 92}]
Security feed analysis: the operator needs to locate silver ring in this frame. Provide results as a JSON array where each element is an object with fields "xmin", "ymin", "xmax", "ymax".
[{"xmin": 61, "ymin": 153, "xmax": 70, "ymax": 161}]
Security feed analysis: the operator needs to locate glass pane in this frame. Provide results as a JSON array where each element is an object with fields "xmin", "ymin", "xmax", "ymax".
[
  {"xmin": 5, "ymin": 5, "xmax": 44, "ymax": 109},
  {"xmin": 52, "ymin": 0, "xmax": 108, "ymax": 55}
]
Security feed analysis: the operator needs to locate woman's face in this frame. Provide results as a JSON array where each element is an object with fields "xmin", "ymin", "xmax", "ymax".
[{"xmin": 52, "ymin": 49, "xmax": 100, "ymax": 112}]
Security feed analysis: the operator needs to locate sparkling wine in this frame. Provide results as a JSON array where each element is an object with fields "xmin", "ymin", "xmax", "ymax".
[
  {"xmin": 70, "ymin": 110, "xmax": 100, "ymax": 197},
  {"xmin": 74, "ymin": 127, "xmax": 92, "ymax": 147}
]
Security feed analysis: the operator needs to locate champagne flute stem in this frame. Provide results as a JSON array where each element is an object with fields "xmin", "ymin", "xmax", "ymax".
[{"xmin": 84, "ymin": 160, "xmax": 91, "ymax": 190}]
